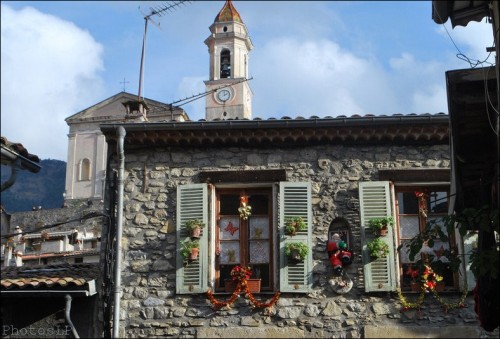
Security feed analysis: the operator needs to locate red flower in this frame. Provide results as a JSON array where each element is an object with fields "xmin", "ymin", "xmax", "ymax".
[
  {"xmin": 230, "ymin": 265, "xmax": 252, "ymax": 281},
  {"xmin": 405, "ymin": 266, "xmax": 420, "ymax": 281}
]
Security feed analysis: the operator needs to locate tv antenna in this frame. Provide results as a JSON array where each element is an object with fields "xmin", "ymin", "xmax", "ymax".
[{"xmin": 137, "ymin": 1, "xmax": 191, "ymax": 101}]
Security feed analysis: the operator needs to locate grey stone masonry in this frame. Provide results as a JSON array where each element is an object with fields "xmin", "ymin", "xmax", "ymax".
[{"xmin": 106, "ymin": 143, "xmax": 498, "ymax": 338}]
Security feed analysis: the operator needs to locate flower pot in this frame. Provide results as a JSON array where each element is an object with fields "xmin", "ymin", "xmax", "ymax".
[
  {"xmin": 435, "ymin": 282, "xmax": 445, "ymax": 292},
  {"xmin": 289, "ymin": 249, "xmax": 304, "ymax": 262},
  {"xmin": 410, "ymin": 282, "xmax": 424, "ymax": 292},
  {"xmin": 377, "ymin": 226, "xmax": 388, "ymax": 236},
  {"xmin": 224, "ymin": 279, "xmax": 261, "ymax": 293},
  {"xmin": 190, "ymin": 226, "xmax": 202, "ymax": 238},
  {"xmin": 189, "ymin": 248, "xmax": 199, "ymax": 260}
]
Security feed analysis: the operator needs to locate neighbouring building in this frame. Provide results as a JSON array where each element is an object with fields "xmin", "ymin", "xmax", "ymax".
[
  {"xmin": 64, "ymin": 92, "xmax": 188, "ymax": 204},
  {"xmin": 1, "ymin": 138, "xmax": 102, "ymax": 338}
]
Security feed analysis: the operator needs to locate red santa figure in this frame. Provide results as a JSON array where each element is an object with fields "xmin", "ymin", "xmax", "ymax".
[{"xmin": 327, "ymin": 233, "xmax": 353, "ymax": 276}]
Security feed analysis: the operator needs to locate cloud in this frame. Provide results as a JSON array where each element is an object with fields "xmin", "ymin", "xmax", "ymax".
[
  {"xmin": 1, "ymin": 4, "xmax": 105, "ymax": 161},
  {"xmin": 251, "ymin": 37, "xmax": 401, "ymax": 118}
]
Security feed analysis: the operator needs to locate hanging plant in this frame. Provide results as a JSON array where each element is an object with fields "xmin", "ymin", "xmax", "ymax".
[
  {"xmin": 415, "ymin": 190, "xmax": 428, "ymax": 218},
  {"xmin": 185, "ymin": 219, "xmax": 205, "ymax": 238},
  {"xmin": 367, "ymin": 216, "xmax": 394, "ymax": 236},
  {"xmin": 366, "ymin": 237, "xmax": 389, "ymax": 259},
  {"xmin": 181, "ymin": 239, "xmax": 200, "ymax": 260},
  {"xmin": 285, "ymin": 216, "xmax": 306, "ymax": 235},
  {"xmin": 238, "ymin": 195, "xmax": 252, "ymax": 220},
  {"xmin": 285, "ymin": 242, "xmax": 309, "ymax": 262}
]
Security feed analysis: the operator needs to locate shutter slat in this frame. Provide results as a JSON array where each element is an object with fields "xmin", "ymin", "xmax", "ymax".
[
  {"xmin": 279, "ymin": 182, "xmax": 312, "ymax": 293},
  {"xmin": 176, "ymin": 184, "xmax": 208, "ymax": 294},
  {"xmin": 359, "ymin": 181, "xmax": 396, "ymax": 292}
]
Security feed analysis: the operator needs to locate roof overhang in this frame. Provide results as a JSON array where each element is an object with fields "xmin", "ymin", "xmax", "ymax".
[
  {"xmin": 1, "ymin": 263, "xmax": 99, "ymax": 298},
  {"xmin": 100, "ymin": 114, "xmax": 449, "ymax": 148},
  {"xmin": 1, "ymin": 144, "xmax": 41, "ymax": 173},
  {"xmin": 0, "ymin": 279, "xmax": 96, "ymax": 297},
  {"xmin": 432, "ymin": 1, "xmax": 491, "ymax": 27}
]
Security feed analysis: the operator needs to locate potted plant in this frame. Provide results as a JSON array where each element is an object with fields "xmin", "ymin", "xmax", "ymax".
[
  {"xmin": 285, "ymin": 242, "xmax": 309, "ymax": 262},
  {"xmin": 405, "ymin": 262, "xmax": 445, "ymax": 292},
  {"xmin": 224, "ymin": 265, "xmax": 261, "ymax": 293},
  {"xmin": 398, "ymin": 218, "xmax": 461, "ymax": 292},
  {"xmin": 285, "ymin": 216, "xmax": 307, "ymax": 236},
  {"xmin": 366, "ymin": 237, "xmax": 390, "ymax": 259},
  {"xmin": 185, "ymin": 219, "xmax": 205, "ymax": 238},
  {"xmin": 181, "ymin": 239, "xmax": 200, "ymax": 261},
  {"xmin": 368, "ymin": 216, "xmax": 394, "ymax": 236}
]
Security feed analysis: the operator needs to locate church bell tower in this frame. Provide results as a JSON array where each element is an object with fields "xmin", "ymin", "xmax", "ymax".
[{"xmin": 204, "ymin": 0, "xmax": 253, "ymax": 120}]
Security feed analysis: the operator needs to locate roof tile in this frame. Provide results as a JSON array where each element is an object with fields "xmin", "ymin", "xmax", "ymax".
[{"xmin": 1, "ymin": 263, "xmax": 99, "ymax": 290}]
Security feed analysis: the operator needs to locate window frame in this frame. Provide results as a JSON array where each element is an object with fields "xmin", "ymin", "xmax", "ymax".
[
  {"xmin": 214, "ymin": 187, "xmax": 275, "ymax": 292},
  {"xmin": 176, "ymin": 181, "xmax": 313, "ymax": 295},
  {"xmin": 394, "ymin": 184, "xmax": 459, "ymax": 291}
]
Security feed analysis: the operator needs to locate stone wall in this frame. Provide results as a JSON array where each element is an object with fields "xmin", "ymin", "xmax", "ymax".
[{"xmin": 110, "ymin": 143, "xmax": 498, "ymax": 338}]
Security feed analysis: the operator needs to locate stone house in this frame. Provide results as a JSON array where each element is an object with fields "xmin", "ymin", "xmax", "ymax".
[
  {"xmin": 99, "ymin": 113, "xmax": 493, "ymax": 338},
  {"xmin": 92, "ymin": 1, "xmax": 499, "ymax": 337}
]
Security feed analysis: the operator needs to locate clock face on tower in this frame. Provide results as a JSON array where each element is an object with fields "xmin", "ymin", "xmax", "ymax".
[{"xmin": 217, "ymin": 89, "xmax": 231, "ymax": 102}]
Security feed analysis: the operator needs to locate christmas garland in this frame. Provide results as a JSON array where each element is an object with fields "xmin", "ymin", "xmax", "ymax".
[
  {"xmin": 397, "ymin": 265, "xmax": 468, "ymax": 312},
  {"xmin": 206, "ymin": 266, "xmax": 280, "ymax": 310}
]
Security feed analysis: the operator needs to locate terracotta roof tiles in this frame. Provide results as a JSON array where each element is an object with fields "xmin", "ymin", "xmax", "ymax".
[{"xmin": 1, "ymin": 262, "xmax": 99, "ymax": 290}]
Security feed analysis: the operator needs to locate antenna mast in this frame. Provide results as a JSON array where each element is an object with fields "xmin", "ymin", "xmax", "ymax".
[{"xmin": 137, "ymin": 1, "xmax": 190, "ymax": 101}]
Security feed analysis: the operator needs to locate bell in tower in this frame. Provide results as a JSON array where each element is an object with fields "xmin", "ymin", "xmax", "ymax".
[{"xmin": 220, "ymin": 50, "xmax": 231, "ymax": 78}]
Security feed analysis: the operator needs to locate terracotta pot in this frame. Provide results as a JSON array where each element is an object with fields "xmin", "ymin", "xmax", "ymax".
[
  {"xmin": 377, "ymin": 226, "xmax": 388, "ymax": 236},
  {"xmin": 434, "ymin": 282, "xmax": 445, "ymax": 292},
  {"xmin": 190, "ymin": 226, "xmax": 202, "ymax": 238},
  {"xmin": 224, "ymin": 279, "xmax": 261, "ymax": 293},
  {"xmin": 410, "ymin": 281, "xmax": 445, "ymax": 292},
  {"xmin": 289, "ymin": 249, "xmax": 304, "ymax": 262},
  {"xmin": 189, "ymin": 248, "xmax": 199, "ymax": 260}
]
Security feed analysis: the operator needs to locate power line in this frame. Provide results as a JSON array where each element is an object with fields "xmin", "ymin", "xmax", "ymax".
[{"xmin": 1, "ymin": 211, "xmax": 109, "ymax": 240}]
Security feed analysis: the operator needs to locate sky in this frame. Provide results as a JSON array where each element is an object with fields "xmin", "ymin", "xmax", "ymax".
[{"xmin": 0, "ymin": 1, "xmax": 494, "ymax": 161}]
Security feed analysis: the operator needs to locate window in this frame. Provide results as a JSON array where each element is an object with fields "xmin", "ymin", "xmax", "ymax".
[
  {"xmin": 175, "ymin": 182, "xmax": 313, "ymax": 294},
  {"xmin": 79, "ymin": 158, "xmax": 91, "ymax": 181},
  {"xmin": 396, "ymin": 186, "xmax": 456, "ymax": 290},
  {"xmin": 220, "ymin": 49, "xmax": 231, "ymax": 78},
  {"xmin": 359, "ymin": 181, "xmax": 462, "ymax": 293},
  {"xmin": 216, "ymin": 188, "xmax": 273, "ymax": 291}
]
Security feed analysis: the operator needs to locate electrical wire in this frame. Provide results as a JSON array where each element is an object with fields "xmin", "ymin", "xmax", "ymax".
[
  {"xmin": 0, "ymin": 211, "xmax": 109, "ymax": 240},
  {"xmin": 431, "ymin": 1, "xmax": 495, "ymax": 68}
]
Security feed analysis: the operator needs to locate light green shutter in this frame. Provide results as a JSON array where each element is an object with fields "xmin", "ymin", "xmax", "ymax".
[
  {"xmin": 279, "ymin": 182, "xmax": 312, "ymax": 292},
  {"xmin": 359, "ymin": 181, "xmax": 396, "ymax": 292},
  {"xmin": 176, "ymin": 183, "xmax": 208, "ymax": 294}
]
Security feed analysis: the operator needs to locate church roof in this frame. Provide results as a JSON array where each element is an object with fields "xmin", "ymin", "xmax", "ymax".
[{"xmin": 214, "ymin": 0, "xmax": 243, "ymax": 23}]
